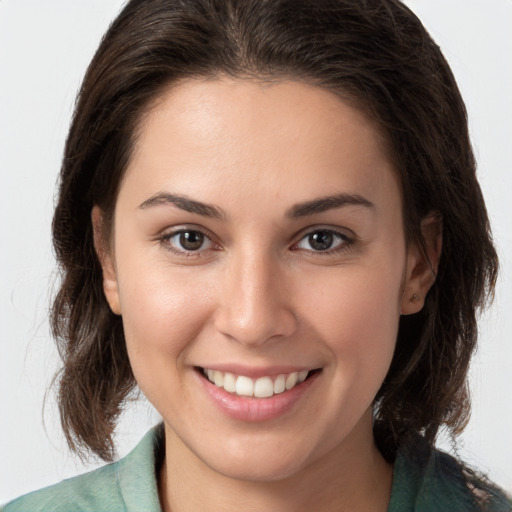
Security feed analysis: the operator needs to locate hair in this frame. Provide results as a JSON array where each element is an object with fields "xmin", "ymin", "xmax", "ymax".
[{"xmin": 51, "ymin": 0, "xmax": 498, "ymax": 464}]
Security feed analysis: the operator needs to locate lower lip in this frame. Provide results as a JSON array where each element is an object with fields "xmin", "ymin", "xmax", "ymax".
[{"xmin": 197, "ymin": 370, "xmax": 320, "ymax": 422}]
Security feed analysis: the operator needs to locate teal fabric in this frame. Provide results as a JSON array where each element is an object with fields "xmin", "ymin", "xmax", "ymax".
[
  {"xmin": 2, "ymin": 425, "xmax": 510, "ymax": 511},
  {"xmin": 1, "ymin": 426, "xmax": 163, "ymax": 512},
  {"xmin": 387, "ymin": 436, "xmax": 511, "ymax": 511}
]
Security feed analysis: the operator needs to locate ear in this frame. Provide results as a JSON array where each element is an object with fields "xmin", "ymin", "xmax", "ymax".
[
  {"xmin": 401, "ymin": 212, "xmax": 442, "ymax": 315},
  {"xmin": 91, "ymin": 206, "xmax": 121, "ymax": 315}
]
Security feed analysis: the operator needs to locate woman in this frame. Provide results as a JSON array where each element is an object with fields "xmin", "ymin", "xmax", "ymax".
[{"xmin": 2, "ymin": 0, "xmax": 510, "ymax": 510}]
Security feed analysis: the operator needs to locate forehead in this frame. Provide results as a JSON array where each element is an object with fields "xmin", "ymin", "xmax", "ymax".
[{"xmin": 122, "ymin": 77, "xmax": 400, "ymax": 215}]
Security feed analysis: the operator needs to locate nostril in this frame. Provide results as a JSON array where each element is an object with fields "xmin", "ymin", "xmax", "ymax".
[{"xmin": 214, "ymin": 307, "xmax": 298, "ymax": 347}]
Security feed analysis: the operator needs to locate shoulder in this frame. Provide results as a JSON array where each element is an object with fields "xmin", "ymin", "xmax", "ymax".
[
  {"xmin": 1, "ymin": 425, "xmax": 164, "ymax": 512},
  {"xmin": 389, "ymin": 435, "xmax": 511, "ymax": 512},
  {"xmin": 1, "ymin": 462, "xmax": 122, "ymax": 512}
]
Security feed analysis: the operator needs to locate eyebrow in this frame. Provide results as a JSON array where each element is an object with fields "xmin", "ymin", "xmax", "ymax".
[
  {"xmin": 285, "ymin": 193, "xmax": 375, "ymax": 218},
  {"xmin": 138, "ymin": 192, "xmax": 225, "ymax": 220},
  {"xmin": 138, "ymin": 191, "xmax": 374, "ymax": 220}
]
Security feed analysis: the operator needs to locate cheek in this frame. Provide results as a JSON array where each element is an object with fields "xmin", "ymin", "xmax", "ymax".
[
  {"xmin": 114, "ymin": 258, "xmax": 212, "ymax": 374},
  {"xmin": 300, "ymin": 260, "xmax": 403, "ymax": 374}
]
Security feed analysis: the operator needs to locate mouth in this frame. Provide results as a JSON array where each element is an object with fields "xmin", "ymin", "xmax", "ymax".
[{"xmin": 197, "ymin": 367, "xmax": 321, "ymax": 398}]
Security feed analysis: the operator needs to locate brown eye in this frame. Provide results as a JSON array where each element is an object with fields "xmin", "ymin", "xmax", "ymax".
[
  {"xmin": 308, "ymin": 231, "xmax": 334, "ymax": 251},
  {"xmin": 179, "ymin": 231, "xmax": 205, "ymax": 251},
  {"xmin": 295, "ymin": 229, "xmax": 350, "ymax": 253},
  {"xmin": 165, "ymin": 229, "xmax": 212, "ymax": 253}
]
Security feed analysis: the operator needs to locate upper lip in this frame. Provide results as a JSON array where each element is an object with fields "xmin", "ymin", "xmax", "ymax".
[{"xmin": 196, "ymin": 364, "xmax": 318, "ymax": 379}]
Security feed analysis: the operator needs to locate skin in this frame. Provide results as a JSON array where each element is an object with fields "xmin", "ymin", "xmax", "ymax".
[{"xmin": 94, "ymin": 77, "xmax": 439, "ymax": 512}]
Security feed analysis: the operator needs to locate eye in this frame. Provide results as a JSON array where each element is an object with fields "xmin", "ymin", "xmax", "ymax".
[
  {"xmin": 163, "ymin": 229, "xmax": 213, "ymax": 253},
  {"xmin": 295, "ymin": 229, "xmax": 350, "ymax": 252}
]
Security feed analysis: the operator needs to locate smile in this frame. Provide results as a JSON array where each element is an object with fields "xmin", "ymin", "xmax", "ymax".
[{"xmin": 201, "ymin": 368, "xmax": 311, "ymax": 398}]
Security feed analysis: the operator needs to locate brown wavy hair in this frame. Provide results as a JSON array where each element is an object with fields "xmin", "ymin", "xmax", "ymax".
[{"xmin": 51, "ymin": 0, "xmax": 498, "ymax": 462}]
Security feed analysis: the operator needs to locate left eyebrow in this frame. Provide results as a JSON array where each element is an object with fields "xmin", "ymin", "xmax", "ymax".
[{"xmin": 286, "ymin": 193, "xmax": 375, "ymax": 218}]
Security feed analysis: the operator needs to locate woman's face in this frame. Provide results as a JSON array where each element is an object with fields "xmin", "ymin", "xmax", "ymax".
[{"xmin": 99, "ymin": 77, "xmax": 424, "ymax": 481}]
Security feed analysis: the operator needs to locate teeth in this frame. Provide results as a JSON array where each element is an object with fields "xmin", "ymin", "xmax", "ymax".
[
  {"xmin": 254, "ymin": 377, "xmax": 274, "ymax": 398},
  {"xmin": 235, "ymin": 375, "xmax": 254, "ymax": 396},
  {"xmin": 298, "ymin": 370, "xmax": 308, "ymax": 383},
  {"xmin": 285, "ymin": 372, "xmax": 298, "ymax": 390},
  {"xmin": 273, "ymin": 374, "xmax": 286, "ymax": 394},
  {"xmin": 213, "ymin": 370, "xmax": 224, "ymax": 387},
  {"xmin": 203, "ymin": 369, "xmax": 311, "ymax": 398},
  {"xmin": 223, "ymin": 372, "xmax": 236, "ymax": 393}
]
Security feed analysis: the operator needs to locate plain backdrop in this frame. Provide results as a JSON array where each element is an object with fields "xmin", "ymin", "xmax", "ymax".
[{"xmin": 1, "ymin": 0, "xmax": 511, "ymax": 503}]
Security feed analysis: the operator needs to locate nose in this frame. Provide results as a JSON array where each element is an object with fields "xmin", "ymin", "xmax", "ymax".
[{"xmin": 213, "ymin": 249, "xmax": 297, "ymax": 347}]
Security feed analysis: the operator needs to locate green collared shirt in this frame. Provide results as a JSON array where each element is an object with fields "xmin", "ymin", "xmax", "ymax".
[{"xmin": 2, "ymin": 425, "xmax": 510, "ymax": 511}]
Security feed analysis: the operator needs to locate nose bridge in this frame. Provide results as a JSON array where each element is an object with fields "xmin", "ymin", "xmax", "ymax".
[{"xmin": 215, "ymin": 245, "xmax": 296, "ymax": 346}]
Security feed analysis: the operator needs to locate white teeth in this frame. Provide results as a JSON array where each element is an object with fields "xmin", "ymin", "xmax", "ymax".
[
  {"xmin": 223, "ymin": 372, "xmax": 236, "ymax": 393},
  {"xmin": 298, "ymin": 370, "xmax": 308, "ymax": 383},
  {"xmin": 254, "ymin": 377, "xmax": 274, "ymax": 398},
  {"xmin": 285, "ymin": 372, "xmax": 298, "ymax": 390},
  {"xmin": 203, "ymin": 369, "xmax": 311, "ymax": 398},
  {"xmin": 235, "ymin": 375, "xmax": 254, "ymax": 396},
  {"xmin": 273, "ymin": 374, "xmax": 286, "ymax": 394},
  {"xmin": 213, "ymin": 370, "xmax": 224, "ymax": 387}
]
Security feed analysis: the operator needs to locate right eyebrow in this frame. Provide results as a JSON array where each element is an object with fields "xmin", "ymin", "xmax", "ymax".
[{"xmin": 138, "ymin": 192, "xmax": 226, "ymax": 220}]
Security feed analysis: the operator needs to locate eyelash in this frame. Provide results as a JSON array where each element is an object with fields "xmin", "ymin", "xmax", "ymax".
[{"xmin": 158, "ymin": 227, "xmax": 354, "ymax": 258}]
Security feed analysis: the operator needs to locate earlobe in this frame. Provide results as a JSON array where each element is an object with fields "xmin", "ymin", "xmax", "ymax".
[
  {"xmin": 401, "ymin": 212, "xmax": 442, "ymax": 315},
  {"xmin": 91, "ymin": 206, "xmax": 121, "ymax": 315}
]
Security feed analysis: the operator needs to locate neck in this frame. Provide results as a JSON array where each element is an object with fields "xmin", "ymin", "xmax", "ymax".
[{"xmin": 159, "ymin": 412, "xmax": 393, "ymax": 512}]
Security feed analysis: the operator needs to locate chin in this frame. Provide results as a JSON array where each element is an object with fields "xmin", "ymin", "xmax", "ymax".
[
  {"xmin": 189, "ymin": 431, "xmax": 324, "ymax": 483},
  {"xmin": 205, "ymin": 452, "xmax": 310, "ymax": 483}
]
